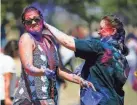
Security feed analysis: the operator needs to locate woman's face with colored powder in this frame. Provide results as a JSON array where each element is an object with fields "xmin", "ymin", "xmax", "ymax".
[
  {"xmin": 24, "ymin": 10, "xmax": 43, "ymax": 33},
  {"xmin": 98, "ymin": 19, "xmax": 116, "ymax": 37}
]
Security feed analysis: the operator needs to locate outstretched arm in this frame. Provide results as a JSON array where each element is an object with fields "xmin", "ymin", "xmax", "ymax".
[
  {"xmin": 58, "ymin": 67, "xmax": 96, "ymax": 91},
  {"xmin": 44, "ymin": 22, "xmax": 76, "ymax": 51}
]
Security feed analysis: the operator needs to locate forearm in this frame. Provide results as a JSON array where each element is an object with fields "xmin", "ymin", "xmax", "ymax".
[
  {"xmin": 58, "ymin": 68, "xmax": 96, "ymax": 90},
  {"xmin": 21, "ymin": 55, "xmax": 45, "ymax": 76},
  {"xmin": 45, "ymin": 23, "xmax": 76, "ymax": 51},
  {"xmin": 65, "ymin": 74, "xmax": 81, "ymax": 84},
  {"xmin": 58, "ymin": 68, "xmax": 81, "ymax": 84},
  {"xmin": 4, "ymin": 73, "xmax": 12, "ymax": 99},
  {"xmin": 24, "ymin": 63, "xmax": 56, "ymax": 79},
  {"xmin": 24, "ymin": 63, "xmax": 44, "ymax": 76}
]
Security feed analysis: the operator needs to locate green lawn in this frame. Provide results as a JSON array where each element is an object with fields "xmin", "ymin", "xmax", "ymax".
[
  {"xmin": 123, "ymin": 82, "xmax": 137, "ymax": 105},
  {"xmin": 58, "ymin": 81, "xmax": 137, "ymax": 105}
]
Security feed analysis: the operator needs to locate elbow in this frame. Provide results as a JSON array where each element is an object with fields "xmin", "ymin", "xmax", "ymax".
[
  {"xmin": 25, "ymin": 69, "xmax": 35, "ymax": 76},
  {"xmin": 62, "ymin": 40, "xmax": 75, "ymax": 51},
  {"xmin": 23, "ymin": 64, "xmax": 36, "ymax": 76},
  {"xmin": 58, "ymin": 35, "xmax": 75, "ymax": 51},
  {"xmin": 23, "ymin": 65, "xmax": 43, "ymax": 76}
]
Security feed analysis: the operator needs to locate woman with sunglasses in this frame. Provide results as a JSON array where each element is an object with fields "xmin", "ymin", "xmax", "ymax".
[
  {"xmin": 45, "ymin": 15, "xmax": 130, "ymax": 105},
  {"xmin": 13, "ymin": 6, "xmax": 94, "ymax": 105}
]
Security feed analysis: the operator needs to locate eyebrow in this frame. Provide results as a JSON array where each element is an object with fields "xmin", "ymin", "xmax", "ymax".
[{"xmin": 25, "ymin": 16, "xmax": 40, "ymax": 20}]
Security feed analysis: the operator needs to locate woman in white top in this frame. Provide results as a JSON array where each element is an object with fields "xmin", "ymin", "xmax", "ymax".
[{"xmin": 0, "ymin": 40, "xmax": 18, "ymax": 105}]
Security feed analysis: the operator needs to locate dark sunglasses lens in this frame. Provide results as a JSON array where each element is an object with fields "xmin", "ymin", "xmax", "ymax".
[
  {"xmin": 24, "ymin": 17, "xmax": 41, "ymax": 25},
  {"xmin": 34, "ymin": 18, "xmax": 41, "ymax": 23},
  {"xmin": 25, "ymin": 20, "xmax": 32, "ymax": 25}
]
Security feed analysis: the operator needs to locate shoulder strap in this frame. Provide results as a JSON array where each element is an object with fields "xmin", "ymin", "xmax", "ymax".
[
  {"xmin": 49, "ymin": 36, "xmax": 64, "ymax": 68},
  {"xmin": 22, "ymin": 69, "xmax": 35, "ymax": 104},
  {"xmin": 22, "ymin": 69, "xmax": 41, "ymax": 104}
]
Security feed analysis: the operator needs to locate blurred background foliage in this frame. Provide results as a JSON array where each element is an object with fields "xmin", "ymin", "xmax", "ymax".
[{"xmin": 1, "ymin": 0, "xmax": 137, "ymax": 26}]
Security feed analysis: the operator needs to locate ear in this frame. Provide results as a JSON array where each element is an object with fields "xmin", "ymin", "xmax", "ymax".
[{"xmin": 112, "ymin": 28, "xmax": 117, "ymax": 35}]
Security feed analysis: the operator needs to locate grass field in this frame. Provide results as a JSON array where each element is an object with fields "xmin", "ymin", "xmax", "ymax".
[
  {"xmin": 123, "ymin": 82, "xmax": 137, "ymax": 105},
  {"xmin": 59, "ymin": 81, "xmax": 80, "ymax": 105},
  {"xmin": 58, "ymin": 81, "xmax": 137, "ymax": 105}
]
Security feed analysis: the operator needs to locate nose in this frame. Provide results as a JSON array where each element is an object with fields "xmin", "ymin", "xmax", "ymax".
[{"xmin": 32, "ymin": 20, "xmax": 36, "ymax": 24}]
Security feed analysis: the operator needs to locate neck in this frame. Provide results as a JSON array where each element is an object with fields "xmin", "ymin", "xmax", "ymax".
[
  {"xmin": 35, "ymin": 34, "xmax": 43, "ymax": 41},
  {"xmin": 101, "ymin": 35, "xmax": 111, "ymax": 40},
  {"xmin": 28, "ymin": 30, "xmax": 43, "ymax": 41}
]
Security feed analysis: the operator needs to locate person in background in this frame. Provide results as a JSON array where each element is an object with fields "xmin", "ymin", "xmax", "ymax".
[
  {"xmin": 126, "ymin": 28, "xmax": 137, "ymax": 91},
  {"xmin": 0, "ymin": 40, "xmax": 18, "ymax": 105},
  {"xmin": 75, "ymin": 25, "xmax": 89, "ymax": 39}
]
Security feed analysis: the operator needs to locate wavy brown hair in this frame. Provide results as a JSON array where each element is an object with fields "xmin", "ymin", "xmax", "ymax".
[{"xmin": 102, "ymin": 15, "xmax": 129, "ymax": 56}]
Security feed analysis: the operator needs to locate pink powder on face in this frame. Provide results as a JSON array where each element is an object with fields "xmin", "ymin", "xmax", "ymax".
[
  {"xmin": 99, "ymin": 20, "xmax": 115, "ymax": 37},
  {"xmin": 24, "ymin": 10, "xmax": 43, "ymax": 33}
]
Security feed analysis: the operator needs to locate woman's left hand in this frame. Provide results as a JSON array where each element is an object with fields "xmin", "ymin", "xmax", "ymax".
[{"xmin": 80, "ymin": 78, "xmax": 96, "ymax": 91}]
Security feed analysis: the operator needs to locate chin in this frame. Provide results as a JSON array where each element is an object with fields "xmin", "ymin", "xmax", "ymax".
[
  {"xmin": 28, "ymin": 30, "xmax": 41, "ymax": 36},
  {"xmin": 34, "ymin": 30, "xmax": 41, "ymax": 33},
  {"xmin": 32, "ymin": 28, "xmax": 42, "ymax": 33},
  {"xmin": 101, "ymin": 34, "xmax": 110, "ymax": 37}
]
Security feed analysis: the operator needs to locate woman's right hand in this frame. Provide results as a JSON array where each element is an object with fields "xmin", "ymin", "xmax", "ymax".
[
  {"xmin": 41, "ymin": 66, "xmax": 56, "ymax": 79},
  {"xmin": 45, "ymin": 68, "xmax": 56, "ymax": 79},
  {"xmin": 4, "ymin": 98, "xmax": 12, "ymax": 105}
]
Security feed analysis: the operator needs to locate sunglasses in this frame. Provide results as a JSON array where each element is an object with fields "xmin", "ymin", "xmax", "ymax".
[{"xmin": 24, "ymin": 17, "xmax": 41, "ymax": 25}]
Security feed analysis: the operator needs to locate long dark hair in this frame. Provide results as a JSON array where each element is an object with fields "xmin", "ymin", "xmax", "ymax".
[
  {"xmin": 102, "ymin": 15, "xmax": 129, "ymax": 56},
  {"xmin": 4, "ymin": 40, "xmax": 18, "ymax": 58}
]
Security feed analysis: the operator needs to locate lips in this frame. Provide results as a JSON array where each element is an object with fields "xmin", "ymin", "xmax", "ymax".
[{"xmin": 30, "ymin": 25, "xmax": 40, "ymax": 31}]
